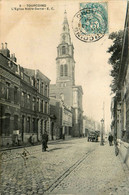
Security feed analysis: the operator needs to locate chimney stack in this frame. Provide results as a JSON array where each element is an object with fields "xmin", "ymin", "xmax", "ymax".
[
  {"xmin": 0, "ymin": 42, "xmax": 10, "ymax": 57},
  {"xmin": 5, "ymin": 42, "xmax": 7, "ymax": 49},
  {"xmin": 13, "ymin": 53, "xmax": 17, "ymax": 62}
]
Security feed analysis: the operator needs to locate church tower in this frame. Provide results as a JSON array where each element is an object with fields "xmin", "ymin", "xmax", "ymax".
[
  {"xmin": 56, "ymin": 11, "xmax": 75, "ymax": 87},
  {"xmin": 50, "ymin": 10, "xmax": 83, "ymax": 137}
]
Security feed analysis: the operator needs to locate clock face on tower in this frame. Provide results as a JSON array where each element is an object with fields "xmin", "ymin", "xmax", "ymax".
[{"xmin": 61, "ymin": 59, "xmax": 66, "ymax": 64}]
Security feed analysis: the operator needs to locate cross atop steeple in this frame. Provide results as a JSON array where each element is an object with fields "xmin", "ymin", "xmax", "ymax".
[
  {"xmin": 63, "ymin": 9, "xmax": 68, "ymax": 25},
  {"xmin": 60, "ymin": 10, "xmax": 71, "ymax": 44}
]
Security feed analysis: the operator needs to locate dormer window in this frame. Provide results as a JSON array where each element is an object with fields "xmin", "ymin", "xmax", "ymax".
[
  {"xmin": 37, "ymin": 79, "xmax": 40, "ymax": 91},
  {"xmin": 31, "ymin": 77, "xmax": 35, "ymax": 87},
  {"xmin": 8, "ymin": 61, "xmax": 12, "ymax": 68},
  {"xmin": 6, "ymin": 82, "xmax": 10, "ymax": 100}
]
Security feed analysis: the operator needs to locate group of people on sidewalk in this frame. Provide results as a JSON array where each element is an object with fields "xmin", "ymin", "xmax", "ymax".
[
  {"xmin": 28, "ymin": 131, "xmax": 67, "ymax": 152},
  {"xmin": 29, "ymin": 131, "xmax": 115, "ymax": 152},
  {"xmin": 28, "ymin": 132, "xmax": 48, "ymax": 151},
  {"xmin": 41, "ymin": 131, "xmax": 114, "ymax": 150}
]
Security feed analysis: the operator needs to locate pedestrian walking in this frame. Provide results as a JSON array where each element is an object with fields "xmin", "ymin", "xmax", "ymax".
[
  {"xmin": 115, "ymin": 141, "xmax": 119, "ymax": 156},
  {"xmin": 123, "ymin": 146, "xmax": 129, "ymax": 163},
  {"xmin": 62, "ymin": 133, "xmax": 65, "ymax": 140},
  {"xmin": 42, "ymin": 131, "xmax": 48, "ymax": 152},
  {"xmin": 28, "ymin": 134, "xmax": 34, "ymax": 145},
  {"xmin": 108, "ymin": 133, "xmax": 113, "ymax": 146},
  {"xmin": 17, "ymin": 134, "xmax": 21, "ymax": 146}
]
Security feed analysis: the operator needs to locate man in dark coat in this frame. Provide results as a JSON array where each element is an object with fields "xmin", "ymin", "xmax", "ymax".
[
  {"xmin": 28, "ymin": 134, "xmax": 34, "ymax": 145},
  {"xmin": 42, "ymin": 131, "xmax": 48, "ymax": 151},
  {"xmin": 108, "ymin": 133, "xmax": 113, "ymax": 146}
]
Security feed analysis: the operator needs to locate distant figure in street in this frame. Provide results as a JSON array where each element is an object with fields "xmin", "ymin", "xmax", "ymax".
[
  {"xmin": 29, "ymin": 134, "xmax": 34, "ymax": 145},
  {"xmin": 124, "ymin": 146, "xmax": 129, "ymax": 163},
  {"xmin": 17, "ymin": 134, "xmax": 21, "ymax": 146},
  {"xmin": 108, "ymin": 133, "xmax": 113, "ymax": 146},
  {"xmin": 62, "ymin": 133, "xmax": 65, "ymax": 140},
  {"xmin": 42, "ymin": 131, "xmax": 48, "ymax": 151}
]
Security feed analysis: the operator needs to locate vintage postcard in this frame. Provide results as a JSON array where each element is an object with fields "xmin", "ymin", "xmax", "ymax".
[{"xmin": 0, "ymin": 0, "xmax": 129, "ymax": 194}]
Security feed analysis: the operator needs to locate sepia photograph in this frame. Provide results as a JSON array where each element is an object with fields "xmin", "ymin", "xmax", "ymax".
[{"xmin": 0, "ymin": 0, "xmax": 129, "ymax": 194}]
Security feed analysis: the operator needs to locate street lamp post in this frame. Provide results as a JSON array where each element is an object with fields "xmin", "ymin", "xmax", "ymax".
[{"xmin": 100, "ymin": 119, "xmax": 104, "ymax": 145}]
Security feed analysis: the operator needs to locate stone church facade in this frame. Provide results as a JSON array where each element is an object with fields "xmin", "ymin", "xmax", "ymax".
[{"xmin": 50, "ymin": 11, "xmax": 83, "ymax": 137}]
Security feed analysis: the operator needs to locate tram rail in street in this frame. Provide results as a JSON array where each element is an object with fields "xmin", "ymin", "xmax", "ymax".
[{"xmin": 45, "ymin": 147, "xmax": 97, "ymax": 193}]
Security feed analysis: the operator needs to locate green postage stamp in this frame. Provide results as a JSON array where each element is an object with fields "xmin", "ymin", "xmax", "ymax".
[{"xmin": 72, "ymin": 2, "xmax": 108, "ymax": 42}]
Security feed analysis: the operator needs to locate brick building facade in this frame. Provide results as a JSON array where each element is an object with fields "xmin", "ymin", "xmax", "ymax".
[
  {"xmin": 50, "ymin": 98, "xmax": 72, "ymax": 140},
  {"xmin": 0, "ymin": 43, "xmax": 50, "ymax": 146}
]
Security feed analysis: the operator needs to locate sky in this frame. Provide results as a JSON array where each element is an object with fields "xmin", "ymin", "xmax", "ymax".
[{"xmin": 0, "ymin": 0, "xmax": 127, "ymax": 131}]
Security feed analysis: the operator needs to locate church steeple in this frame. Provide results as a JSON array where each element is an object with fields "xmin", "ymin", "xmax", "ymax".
[
  {"xmin": 63, "ymin": 10, "xmax": 68, "ymax": 24},
  {"xmin": 56, "ymin": 10, "xmax": 75, "ymax": 86},
  {"xmin": 60, "ymin": 10, "xmax": 71, "ymax": 45}
]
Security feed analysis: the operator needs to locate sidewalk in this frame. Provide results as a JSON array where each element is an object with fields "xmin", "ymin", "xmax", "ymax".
[
  {"xmin": 49, "ymin": 141, "xmax": 129, "ymax": 195},
  {"xmin": 0, "ymin": 136, "xmax": 75, "ymax": 151},
  {"xmin": 94, "ymin": 142, "xmax": 129, "ymax": 195},
  {"xmin": 80, "ymin": 141, "xmax": 129, "ymax": 195}
]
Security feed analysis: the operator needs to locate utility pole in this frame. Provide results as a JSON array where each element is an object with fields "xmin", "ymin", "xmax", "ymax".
[
  {"xmin": 100, "ymin": 102, "xmax": 105, "ymax": 145},
  {"xmin": 103, "ymin": 102, "xmax": 105, "ymax": 136}
]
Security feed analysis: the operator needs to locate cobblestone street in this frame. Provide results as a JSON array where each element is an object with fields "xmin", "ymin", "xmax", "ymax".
[{"xmin": 0, "ymin": 138, "xmax": 129, "ymax": 195}]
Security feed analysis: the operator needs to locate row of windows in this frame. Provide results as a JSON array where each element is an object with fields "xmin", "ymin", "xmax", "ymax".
[
  {"xmin": 60, "ymin": 82, "xmax": 67, "ymax": 87},
  {"xmin": 31, "ymin": 78, "xmax": 49, "ymax": 97},
  {"xmin": 60, "ymin": 64, "xmax": 68, "ymax": 76},
  {"xmin": 20, "ymin": 72, "xmax": 49, "ymax": 97},
  {"xmin": 0, "ymin": 82, "xmax": 19, "ymax": 104},
  {"xmin": 0, "ymin": 82, "xmax": 49, "ymax": 111},
  {"xmin": 24, "ymin": 117, "xmax": 37, "ymax": 133},
  {"xmin": 0, "ymin": 114, "xmax": 48, "ymax": 135},
  {"xmin": 21, "ymin": 92, "xmax": 49, "ymax": 113},
  {"xmin": 23, "ymin": 116, "xmax": 48, "ymax": 134}
]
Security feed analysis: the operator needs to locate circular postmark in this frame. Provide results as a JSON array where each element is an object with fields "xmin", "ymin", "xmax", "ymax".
[{"xmin": 72, "ymin": 3, "xmax": 108, "ymax": 43}]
